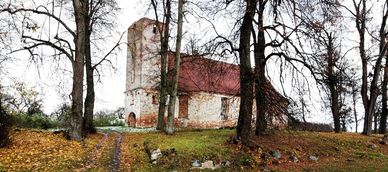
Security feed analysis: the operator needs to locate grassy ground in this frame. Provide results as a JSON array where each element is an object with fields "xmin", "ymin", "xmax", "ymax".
[{"xmin": 1, "ymin": 128, "xmax": 388, "ymax": 171}]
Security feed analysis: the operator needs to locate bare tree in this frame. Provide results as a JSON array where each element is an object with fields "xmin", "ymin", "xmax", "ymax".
[
  {"xmin": 379, "ymin": 2, "xmax": 388, "ymax": 134},
  {"xmin": 235, "ymin": 0, "xmax": 256, "ymax": 146},
  {"xmin": 83, "ymin": 0, "xmax": 122, "ymax": 134},
  {"xmin": 165, "ymin": 0, "xmax": 184, "ymax": 134},
  {"xmin": 297, "ymin": 0, "xmax": 347, "ymax": 132},
  {"xmin": 348, "ymin": 68, "xmax": 361, "ymax": 133},
  {"xmin": 1, "ymin": 0, "xmax": 122, "ymax": 140},
  {"xmin": 250, "ymin": 0, "xmax": 314, "ymax": 135},
  {"xmin": 381, "ymin": 56, "xmax": 388, "ymax": 133},
  {"xmin": 150, "ymin": 0, "xmax": 172, "ymax": 130},
  {"xmin": 335, "ymin": 0, "xmax": 388, "ymax": 135}
]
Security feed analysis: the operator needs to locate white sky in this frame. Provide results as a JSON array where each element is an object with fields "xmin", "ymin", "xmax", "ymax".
[
  {"xmin": 0, "ymin": 0, "xmax": 341, "ymax": 125},
  {"xmin": 4, "ymin": 0, "xmax": 145, "ymax": 114},
  {"xmin": 3, "ymin": 0, "xmax": 385, "ymax": 132}
]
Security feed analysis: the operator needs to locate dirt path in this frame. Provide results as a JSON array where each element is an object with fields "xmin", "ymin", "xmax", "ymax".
[
  {"xmin": 110, "ymin": 132, "xmax": 122, "ymax": 172},
  {"xmin": 81, "ymin": 131, "xmax": 123, "ymax": 171},
  {"xmin": 83, "ymin": 132, "xmax": 108, "ymax": 170}
]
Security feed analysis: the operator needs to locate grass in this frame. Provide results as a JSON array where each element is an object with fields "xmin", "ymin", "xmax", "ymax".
[
  {"xmin": 2, "ymin": 128, "xmax": 388, "ymax": 171},
  {"xmin": 120, "ymin": 129, "xmax": 235, "ymax": 171}
]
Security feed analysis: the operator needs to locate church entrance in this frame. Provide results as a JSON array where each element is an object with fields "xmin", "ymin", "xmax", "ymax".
[{"xmin": 127, "ymin": 112, "xmax": 136, "ymax": 127}]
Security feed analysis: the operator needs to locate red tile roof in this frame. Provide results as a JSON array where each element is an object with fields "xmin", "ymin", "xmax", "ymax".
[{"xmin": 168, "ymin": 53, "xmax": 288, "ymax": 103}]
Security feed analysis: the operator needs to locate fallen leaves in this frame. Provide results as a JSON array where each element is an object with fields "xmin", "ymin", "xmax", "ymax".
[{"xmin": 0, "ymin": 129, "xmax": 102, "ymax": 171}]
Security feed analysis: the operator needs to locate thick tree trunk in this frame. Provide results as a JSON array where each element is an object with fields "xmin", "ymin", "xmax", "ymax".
[
  {"xmin": 254, "ymin": 1, "xmax": 267, "ymax": 136},
  {"xmin": 379, "ymin": 6, "xmax": 388, "ymax": 134},
  {"xmin": 84, "ymin": 34, "xmax": 96, "ymax": 134},
  {"xmin": 236, "ymin": 0, "xmax": 256, "ymax": 146},
  {"xmin": 165, "ymin": 0, "xmax": 183, "ymax": 135},
  {"xmin": 330, "ymin": 86, "xmax": 341, "ymax": 133},
  {"xmin": 156, "ymin": 0, "xmax": 171, "ymax": 130},
  {"xmin": 68, "ymin": 0, "xmax": 89, "ymax": 140}
]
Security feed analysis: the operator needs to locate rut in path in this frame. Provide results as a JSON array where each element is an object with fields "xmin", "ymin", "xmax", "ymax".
[
  {"xmin": 110, "ymin": 133, "xmax": 123, "ymax": 172},
  {"xmin": 84, "ymin": 132, "xmax": 108, "ymax": 169}
]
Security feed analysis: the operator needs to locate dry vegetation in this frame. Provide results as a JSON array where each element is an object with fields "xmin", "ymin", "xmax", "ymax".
[{"xmin": 1, "ymin": 129, "xmax": 388, "ymax": 171}]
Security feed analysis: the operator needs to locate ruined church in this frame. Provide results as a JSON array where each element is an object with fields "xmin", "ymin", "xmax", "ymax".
[{"xmin": 124, "ymin": 18, "xmax": 289, "ymax": 128}]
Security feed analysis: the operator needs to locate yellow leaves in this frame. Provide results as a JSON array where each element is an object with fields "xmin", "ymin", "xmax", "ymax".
[{"xmin": 0, "ymin": 130, "xmax": 102, "ymax": 171}]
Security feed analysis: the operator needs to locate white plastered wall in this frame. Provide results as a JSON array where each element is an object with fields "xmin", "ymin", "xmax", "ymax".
[{"xmin": 188, "ymin": 92, "xmax": 240, "ymax": 122}]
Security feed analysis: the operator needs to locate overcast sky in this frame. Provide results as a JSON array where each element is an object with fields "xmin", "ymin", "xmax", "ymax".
[
  {"xmin": 4, "ymin": 0, "xmax": 146, "ymax": 114},
  {"xmin": 2, "ymin": 0, "xmax": 329, "ymax": 124},
  {"xmin": 5, "ymin": 0, "xmax": 383, "ymax": 132}
]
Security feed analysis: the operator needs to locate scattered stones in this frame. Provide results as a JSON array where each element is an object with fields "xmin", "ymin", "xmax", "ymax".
[
  {"xmin": 309, "ymin": 155, "xmax": 318, "ymax": 161},
  {"xmin": 220, "ymin": 160, "xmax": 231, "ymax": 167},
  {"xmin": 191, "ymin": 160, "xmax": 231, "ymax": 170},
  {"xmin": 201, "ymin": 160, "xmax": 216, "ymax": 170},
  {"xmin": 289, "ymin": 155, "xmax": 299, "ymax": 163},
  {"xmin": 150, "ymin": 149, "xmax": 163, "ymax": 164},
  {"xmin": 191, "ymin": 160, "xmax": 201, "ymax": 167},
  {"xmin": 270, "ymin": 150, "xmax": 282, "ymax": 159},
  {"xmin": 368, "ymin": 143, "xmax": 378, "ymax": 149}
]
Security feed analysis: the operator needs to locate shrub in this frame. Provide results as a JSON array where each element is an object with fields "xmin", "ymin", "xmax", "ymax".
[
  {"xmin": 0, "ymin": 105, "xmax": 12, "ymax": 148},
  {"xmin": 289, "ymin": 120, "xmax": 333, "ymax": 132},
  {"xmin": 13, "ymin": 113, "xmax": 58, "ymax": 129},
  {"xmin": 93, "ymin": 115, "xmax": 125, "ymax": 127}
]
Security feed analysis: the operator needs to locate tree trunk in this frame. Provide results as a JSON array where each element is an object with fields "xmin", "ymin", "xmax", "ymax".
[
  {"xmin": 353, "ymin": 0, "xmax": 370, "ymax": 135},
  {"xmin": 165, "ymin": 0, "xmax": 183, "ymax": 135},
  {"xmin": 341, "ymin": 117, "xmax": 347, "ymax": 132},
  {"xmin": 70, "ymin": 0, "xmax": 88, "ymax": 141},
  {"xmin": 381, "ymin": 60, "xmax": 388, "ymax": 134},
  {"xmin": 327, "ymin": 37, "xmax": 341, "ymax": 133},
  {"xmin": 330, "ymin": 87, "xmax": 341, "ymax": 133},
  {"xmin": 374, "ymin": 112, "xmax": 378, "ymax": 134},
  {"xmin": 236, "ymin": 0, "xmax": 256, "ymax": 146},
  {"xmin": 362, "ymin": 3, "xmax": 388, "ymax": 135},
  {"xmin": 254, "ymin": 1, "xmax": 267, "ymax": 136},
  {"xmin": 156, "ymin": 0, "xmax": 171, "ymax": 130},
  {"xmin": 352, "ymin": 82, "xmax": 358, "ymax": 133},
  {"xmin": 355, "ymin": 0, "xmax": 379, "ymax": 136},
  {"xmin": 379, "ymin": 5, "xmax": 388, "ymax": 134},
  {"xmin": 83, "ymin": 31, "xmax": 96, "ymax": 134},
  {"xmin": 363, "ymin": 55, "xmax": 384, "ymax": 135}
]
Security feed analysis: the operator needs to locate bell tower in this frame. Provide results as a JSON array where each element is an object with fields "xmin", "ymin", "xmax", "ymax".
[{"xmin": 124, "ymin": 18, "xmax": 163, "ymax": 126}]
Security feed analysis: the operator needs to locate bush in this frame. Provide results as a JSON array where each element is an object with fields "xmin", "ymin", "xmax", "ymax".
[
  {"xmin": 13, "ymin": 113, "xmax": 58, "ymax": 129},
  {"xmin": 0, "ymin": 106, "xmax": 12, "ymax": 148},
  {"xmin": 93, "ymin": 115, "xmax": 125, "ymax": 127},
  {"xmin": 288, "ymin": 118, "xmax": 333, "ymax": 132}
]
